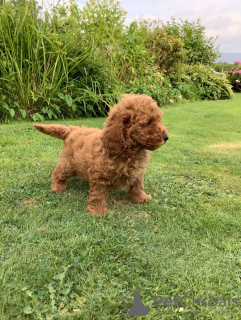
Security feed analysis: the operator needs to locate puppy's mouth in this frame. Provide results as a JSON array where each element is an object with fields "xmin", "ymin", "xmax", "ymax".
[
  {"xmin": 132, "ymin": 132, "xmax": 168, "ymax": 151},
  {"xmin": 149, "ymin": 145, "xmax": 163, "ymax": 151},
  {"xmin": 145, "ymin": 139, "xmax": 167, "ymax": 151}
]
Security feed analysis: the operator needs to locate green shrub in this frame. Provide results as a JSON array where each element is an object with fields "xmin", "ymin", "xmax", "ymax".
[
  {"xmin": 163, "ymin": 18, "xmax": 220, "ymax": 65},
  {"xmin": 213, "ymin": 62, "xmax": 234, "ymax": 73},
  {"xmin": 119, "ymin": 20, "xmax": 184, "ymax": 104},
  {"xmin": 179, "ymin": 64, "xmax": 233, "ymax": 100},
  {"xmin": 123, "ymin": 73, "xmax": 184, "ymax": 106},
  {"xmin": 124, "ymin": 18, "xmax": 231, "ymax": 104},
  {"xmin": 144, "ymin": 26, "xmax": 184, "ymax": 76}
]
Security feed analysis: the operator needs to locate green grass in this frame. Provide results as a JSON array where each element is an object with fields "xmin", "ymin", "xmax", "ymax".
[{"xmin": 0, "ymin": 94, "xmax": 241, "ymax": 319}]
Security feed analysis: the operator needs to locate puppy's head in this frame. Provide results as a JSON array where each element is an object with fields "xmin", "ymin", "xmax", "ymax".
[{"xmin": 102, "ymin": 94, "xmax": 168, "ymax": 155}]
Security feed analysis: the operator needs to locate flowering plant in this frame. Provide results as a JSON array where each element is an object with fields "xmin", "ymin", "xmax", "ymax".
[{"xmin": 227, "ymin": 67, "xmax": 241, "ymax": 92}]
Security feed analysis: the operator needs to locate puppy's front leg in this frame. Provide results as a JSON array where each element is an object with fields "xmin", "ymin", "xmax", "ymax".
[
  {"xmin": 86, "ymin": 183, "xmax": 108, "ymax": 216},
  {"xmin": 128, "ymin": 176, "xmax": 152, "ymax": 203}
]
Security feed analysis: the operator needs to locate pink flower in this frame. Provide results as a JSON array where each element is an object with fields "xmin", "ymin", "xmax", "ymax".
[
  {"xmin": 238, "ymin": 70, "xmax": 241, "ymax": 74},
  {"xmin": 235, "ymin": 61, "xmax": 241, "ymax": 65}
]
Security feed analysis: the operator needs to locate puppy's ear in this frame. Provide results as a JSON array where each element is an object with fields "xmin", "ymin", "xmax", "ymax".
[{"xmin": 102, "ymin": 115, "xmax": 131, "ymax": 155}]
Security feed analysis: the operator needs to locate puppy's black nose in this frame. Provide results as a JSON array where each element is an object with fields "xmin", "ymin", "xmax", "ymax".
[{"xmin": 163, "ymin": 134, "xmax": 169, "ymax": 142}]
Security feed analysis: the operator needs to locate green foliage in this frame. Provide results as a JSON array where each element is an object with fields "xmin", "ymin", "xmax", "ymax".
[
  {"xmin": 143, "ymin": 24, "xmax": 184, "ymax": 75},
  {"xmin": 163, "ymin": 18, "xmax": 221, "ymax": 65},
  {"xmin": 77, "ymin": 0, "xmax": 128, "ymax": 87},
  {"xmin": 124, "ymin": 73, "xmax": 184, "ymax": 106},
  {"xmin": 121, "ymin": 18, "xmax": 231, "ymax": 105},
  {"xmin": 178, "ymin": 64, "xmax": 233, "ymax": 101},
  {"xmin": 118, "ymin": 21, "xmax": 158, "ymax": 83},
  {"xmin": 119, "ymin": 20, "xmax": 182, "ymax": 104},
  {"xmin": 0, "ymin": 0, "xmax": 234, "ymax": 122},
  {"xmin": 80, "ymin": 0, "xmax": 126, "ymax": 48},
  {"xmin": 0, "ymin": 0, "xmax": 119, "ymax": 122},
  {"xmin": 213, "ymin": 62, "xmax": 241, "ymax": 92},
  {"xmin": 213, "ymin": 62, "xmax": 234, "ymax": 73}
]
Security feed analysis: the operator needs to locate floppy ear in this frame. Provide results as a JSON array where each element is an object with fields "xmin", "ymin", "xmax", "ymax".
[{"xmin": 102, "ymin": 115, "xmax": 131, "ymax": 155}]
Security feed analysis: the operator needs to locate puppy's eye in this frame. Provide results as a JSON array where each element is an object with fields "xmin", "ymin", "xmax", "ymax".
[{"xmin": 145, "ymin": 120, "xmax": 152, "ymax": 126}]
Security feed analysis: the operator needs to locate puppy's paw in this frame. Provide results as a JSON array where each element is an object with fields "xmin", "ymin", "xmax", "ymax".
[
  {"xmin": 86, "ymin": 205, "xmax": 108, "ymax": 216},
  {"xmin": 51, "ymin": 182, "xmax": 67, "ymax": 193},
  {"xmin": 130, "ymin": 192, "xmax": 152, "ymax": 203}
]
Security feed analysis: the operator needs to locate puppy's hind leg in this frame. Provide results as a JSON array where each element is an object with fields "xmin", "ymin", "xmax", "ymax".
[
  {"xmin": 51, "ymin": 160, "xmax": 75, "ymax": 193},
  {"xmin": 128, "ymin": 176, "xmax": 152, "ymax": 203}
]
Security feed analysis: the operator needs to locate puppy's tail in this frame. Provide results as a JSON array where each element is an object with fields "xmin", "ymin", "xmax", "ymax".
[{"xmin": 33, "ymin": 124, "xmax": 71, "ymax": 140}]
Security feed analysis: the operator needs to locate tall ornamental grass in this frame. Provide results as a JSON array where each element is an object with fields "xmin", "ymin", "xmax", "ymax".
[{"xmin": 0, "ymin": 0, "xmax": 117, "ymax": 121}]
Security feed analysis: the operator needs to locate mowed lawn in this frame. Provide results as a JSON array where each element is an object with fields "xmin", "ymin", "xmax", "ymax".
[{"xmin": 0, "ymin": 94, "xmax": 241, "ymax": 320}]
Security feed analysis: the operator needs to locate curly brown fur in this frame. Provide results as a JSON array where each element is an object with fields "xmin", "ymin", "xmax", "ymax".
[{"xmin": 33, "ymin": 94, "xmax": 168, "ymax": 216}]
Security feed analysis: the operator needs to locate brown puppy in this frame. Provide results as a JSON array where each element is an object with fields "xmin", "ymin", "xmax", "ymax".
[{"xmin": 34, "ymin": 94, "xmax": 168, "ymax": 216}]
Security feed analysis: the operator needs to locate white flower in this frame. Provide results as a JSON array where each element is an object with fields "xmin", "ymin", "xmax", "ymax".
[{"xmin": 236, "ymin": 80, "xmax": 240, "ymax": 83}]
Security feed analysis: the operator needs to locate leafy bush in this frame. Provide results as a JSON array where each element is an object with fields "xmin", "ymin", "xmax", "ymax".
[
  {"xmin": 126, "ymin": 17, "xmax": 229, "ymax": 104},
  {"xmin": 179, "ymin": 65, "xmax": 233, "ymax": 100},
  {"xmin": 163, "ymin": 18, "xmax": 220, "ymax": 65},
  {"xmin": 144, "ymin": 26, "xmax": 184, "ymax": 75},
  {"xmin": 123, "ymin": 73, "xmax": 184, "ymax": 106},
  {"xmin": 213, "ymin": 62, "xmax": 234, "ymax": 73}
]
